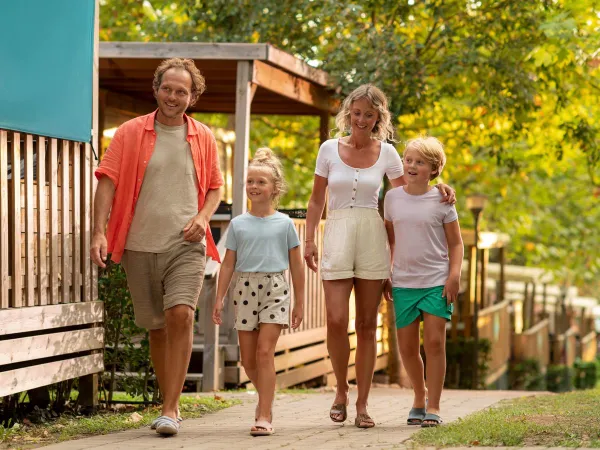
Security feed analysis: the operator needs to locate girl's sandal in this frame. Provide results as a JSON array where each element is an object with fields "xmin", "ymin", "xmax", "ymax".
[
  {"xmin": 250, "ymin": 420, "xmax": 275, "ymax": 436},
  {"xmin": 329, "ymin": 400, "xmax": 349, "ymax": 423},
  {"xmin": 354, "ymin": 413, "xmax": 375, "ymax": 428}
]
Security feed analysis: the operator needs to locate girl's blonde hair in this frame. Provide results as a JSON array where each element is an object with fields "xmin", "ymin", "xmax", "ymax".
[
  {"xmin": 334, "ymin": 84, "xmax": 395, "ymax": 142},
  {"xmin": 405, "ymin": 137, "xmax": 447, "ymax": 181},
  {"xmin": 248, "ymin": 147, "xmax": 287, "ymax": 206}
]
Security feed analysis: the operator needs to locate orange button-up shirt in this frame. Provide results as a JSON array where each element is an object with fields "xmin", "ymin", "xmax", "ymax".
[{"xmin": 95, "ymin": 110, "xmax": 224, "ymax": 263}]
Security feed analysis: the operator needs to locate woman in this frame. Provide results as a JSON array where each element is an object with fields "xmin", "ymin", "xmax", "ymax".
[{"xmin": 304, "ymin": 84, "xmax": 455, "ymax": 428}]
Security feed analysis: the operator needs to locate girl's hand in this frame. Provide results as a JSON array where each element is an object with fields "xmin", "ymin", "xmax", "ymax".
[
  {"xmin": 291, "ymin": 307, "xmax": 304, "ymax": 329},
  {"xmin": 383, "ymin": 279, "xmax": 393, "ymax": 302},
  {"xmin": 437, "ymin": 183, "xmax": 457, "ymax": 205},
  {"xmin": 212, "ymin": 299, "xmax": 224, "ymax": 325},
  {"xmin": 304, "ymin": 240, "xmax": 319, "ymax": 272},
  {"xmin": 442, "ymin": 275, "xmax": 460, "ymax": 305}
]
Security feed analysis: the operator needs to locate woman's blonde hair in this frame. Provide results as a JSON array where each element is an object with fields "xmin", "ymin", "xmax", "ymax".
[
  {"xmin": 334, "ymin": 84, "xmax": 395, "ymax": 142},
  {"xmin": 248, "ymin": 147, "xmax": 287, "ymax": 206},
  {"xmin": 405, "ymin": 137, "xmax": 447, "ymax": 181}
]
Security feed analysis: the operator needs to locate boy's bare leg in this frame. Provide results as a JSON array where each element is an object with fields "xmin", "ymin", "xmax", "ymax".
[
  {"xmin": 353, "ymin": 278, "xmax": 385, "ymax": 417},
  {"xmin": 323, "ymin": 279, "xmax": 354, "ymax": 420},
  {"xmin": 397, "ymin": 318, "xmax": 428, "ymax": 408},
  {"xmin": 160, "ymin": 305, "xmax": 195, "ymax": 420},
  {"xmin": 422, "ymin": 313, "xmax": 447, "ymax": 419},
  {"xmin": 254, "ymin": 324, "xmax": 283, "ymax": 423}
]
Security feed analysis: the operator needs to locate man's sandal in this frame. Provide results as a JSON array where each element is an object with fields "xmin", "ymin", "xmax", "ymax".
[
  {"xmin": 407, "ymin": 407, "xmax": 427, "ymax": 425},
  {"xmin": 421, "ymin": 413, "xmax": 443, "ymax": 427},
  {"xmin": 250, "ymin": 420, "xmax": 274, "ymax": 436},
  {"xmin": 354, "ymin": 413, "xmax": 375, "ymax": 428},
  {"xmin": 329, "ymin": 400, "xmax": 349, "ymax": 423}
]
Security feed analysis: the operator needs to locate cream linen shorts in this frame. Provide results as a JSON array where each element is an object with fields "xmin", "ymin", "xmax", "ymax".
[{"xmin": 321, "ymin": 208, "xmax": 391, "ymax": 281}]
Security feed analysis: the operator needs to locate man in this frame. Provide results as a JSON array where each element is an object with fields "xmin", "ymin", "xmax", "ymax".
[{"xmin": 91, "ymin": 58, "xmax": 223, "ymax": 436}]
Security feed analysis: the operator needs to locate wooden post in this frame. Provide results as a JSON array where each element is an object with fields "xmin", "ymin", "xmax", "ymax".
[
  {"xmin": 232, "ymin": 61, "xmax": 254, "ymax": 218},
  {"xmin": 480, "ymin": 248, "xmax": 488, "ymax": 308},
  {"xmin": 0, "ymin": 131, "xmax": 8, "ymax": 309},
  {"xmin": 499, "ymin": 247, "xmax": 505, "ymax": 302},
  {"xmin": 24, "ymin": 135, "xmax": 35, "ymax": 307},
  {"xmin": 79, "ymin": 0, "xmax": 100, "ymax": 411},
  {"xmin": 522, "ymin": 282, "xmax": 530, "ymax": 331},
  {"xmin": 11, "ymin": 133, "xmax": 22, "ymax": 308},
  {"xmin": 37, "ymin": 136, "xmax": 48, "ymax": 306},
  {"xmin": 202, "ymin": 277, "xmax": 221, "ymax": 392}
]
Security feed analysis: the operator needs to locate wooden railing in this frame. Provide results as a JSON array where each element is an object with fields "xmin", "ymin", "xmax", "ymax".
[
  {"xmin": 477, "ymin": 299, "xmax": 511, "ymax": 385},
  {"xmin": 579, "ymin": 331, "xmax": 597, "ymax": 363},
  {"xmin": 513, "ymin": 318, "xmax": 550, "ymax": 370},
  {"xmin": 552, "ymin": 326, "xmax": 578, "ymax": 366},
  {"xmin": 199, "ymin": 217, "xmax": 388, "ymax": 390},
  {"xmin": 0, "ymin": 130, "xmax": 102, "ymax": 401}
]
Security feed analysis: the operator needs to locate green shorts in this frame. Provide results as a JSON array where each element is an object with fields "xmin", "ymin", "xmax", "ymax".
[{"xmin": 392, "ymin": 285, "xmax": 454, "ymax": 329}]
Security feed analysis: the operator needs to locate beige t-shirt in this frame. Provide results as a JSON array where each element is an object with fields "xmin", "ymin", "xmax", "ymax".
[{"xmin": 125, "ymin": 121, "xmax": 200, "ymax": 252}]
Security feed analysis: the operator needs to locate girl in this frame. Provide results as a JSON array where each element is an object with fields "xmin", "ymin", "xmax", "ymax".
[
  {"xmin": 304, "ymin": 84, "xmax": 456, "ymax": 428},
  {"xmin": 383, "ymin": 137, "xmax": 464, "ymax": 427},
  {"xmin": 212, "ymin": 148, "xmax": 305, "ymax": 436}
]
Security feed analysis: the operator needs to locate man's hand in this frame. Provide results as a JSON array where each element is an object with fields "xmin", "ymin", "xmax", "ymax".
[
  {"xmin": 443, "ymin": 274, "xmax": 460, "ymax": 305},
  {"xmin": 90, "ymin": 231, "xmax": 108, "ymax": 268},
  {"xmin": 291, "ymin": 306, "xmax": 304, "ymax": 329},
  {"xmin": 437, "ymin": 183, "xmax": 457, "ymax": 205},
  {"xmin": 183, "ymin": 213, "xmax": 209, "ymax": 242}
]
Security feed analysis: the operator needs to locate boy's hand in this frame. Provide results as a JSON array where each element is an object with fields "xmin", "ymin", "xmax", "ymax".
[
  {"xmin": 291, "ymin": 306, "xmax": 304, "ymax": 329},
  {"xmin": 437, "ymin": 183, "xmax": 456, "ymax": 205},
  {"xmin": 442, "ymin": 275, "xmax": 460, "ymax": 305},
  {"xmin": 383, "ymin": 278, "xmax": 393, "ymax": 302},
  {"xmin": 212, "ymin": 299, "xmax": 224, "ymax": 325}
]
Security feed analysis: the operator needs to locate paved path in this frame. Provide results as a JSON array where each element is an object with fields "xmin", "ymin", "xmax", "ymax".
[{"xmin": 44, "ymin": 387, "xmax": 539, "ymax": 449}]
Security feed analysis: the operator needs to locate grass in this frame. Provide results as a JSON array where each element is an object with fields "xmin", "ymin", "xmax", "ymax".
[
  {"xmin": 1, "ymin": 394, "xmax": 237, "ymax": 449},
  {"xmin": 411, "ymin": 387, "xmax": 600, "ymax": 448}
]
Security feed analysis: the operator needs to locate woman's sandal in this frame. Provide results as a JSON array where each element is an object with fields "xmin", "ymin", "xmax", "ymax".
[
  {"xmin": 250, "ymin": 420, "xmax": 275, "ymax": 436},
  {"xmin": 421, "ymin": 413, "xmax": 443, "ymax": 428},
  {"xmin": 407, "ymin": 407, "xmax": 427, "ymax": 425},
  {"xmin": 329, "ymin": 399, "xmax": 349, "ymax": 423},
  {"xmin": 354, "ymin": 413, "xmax": 375, "ymax": 428}
]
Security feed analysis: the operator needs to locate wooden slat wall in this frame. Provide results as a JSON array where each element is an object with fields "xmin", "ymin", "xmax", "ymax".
[
  {"xmin": 0, "ymin": 131, "xmax": 8, "ymax": 308},
  {"xmin": 1, "ymin": 131, "xmax": 95, "ymax": 308},
  {"xmin": 513, "ymin": 318, "xmax": 550, "ymax": 368}
]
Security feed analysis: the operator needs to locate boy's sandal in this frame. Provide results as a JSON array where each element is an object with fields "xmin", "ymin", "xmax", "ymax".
[
  {"xmin": 354, "ymin": 413, "xmax": 375, "ymax": 428},
  {"xmin": 421, "ymin": 413, "xmax": 443, "ymax": 428},
  {"xmin": 250, "ymin": 420, "xmax": 275, "ymax": 436},
  {"xmin": 329, "ymin": 400, "xmax": 348, "ymax": 423},
  {"xmin": 407, "ymin": 407, "xmax": 427, "ymax": 425}
]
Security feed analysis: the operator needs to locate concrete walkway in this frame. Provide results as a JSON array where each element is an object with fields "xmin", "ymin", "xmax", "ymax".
[{"xmin": 44, "ymin": 387, "xmax": 538, "ymax": 449}]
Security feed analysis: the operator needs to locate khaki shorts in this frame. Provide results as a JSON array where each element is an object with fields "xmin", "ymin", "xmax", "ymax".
[
  {"xmin": 233, "ymin": 272, "xmax": 290, "ymax": 331},
  {"xmin": 121, "ymin": 243, "xmax": 206, "ymax": 330},
  {"xmin": 321, "ymin": 208, "xmax": 391, "ymax": 280}
]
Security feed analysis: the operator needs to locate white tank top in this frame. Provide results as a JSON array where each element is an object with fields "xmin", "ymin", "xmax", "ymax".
[{"xmin": 314, "ymin": 138, "xmax": 404, "ymax": 211}]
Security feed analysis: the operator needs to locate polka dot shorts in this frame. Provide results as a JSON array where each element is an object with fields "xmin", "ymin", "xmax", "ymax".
[{"xmin": 233, "ymin": 272, "xmax": 291, "ymax": 331}]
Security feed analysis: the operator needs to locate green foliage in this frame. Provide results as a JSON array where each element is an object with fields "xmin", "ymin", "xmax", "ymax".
[
  {"xmin": 99, "ymin": 0, "xmax": 600, "ymax": 291},
  {"xmin": 573, "ymin": 359, "xmax": 598, "ymax": 390},
  {"xmin": 445, "ymin": 337, "xmax": 491, "ymax": 389},
  {"xmin": 546, "ymin": 364, "xmax": 574, "ymax": 393},
  {"xmin": 509, "ymin": 359, "xmax": 547, "ymax": 391},
  {"xmin": 99, "ymin": 262, "xmax": 155, "ymax": 401}
]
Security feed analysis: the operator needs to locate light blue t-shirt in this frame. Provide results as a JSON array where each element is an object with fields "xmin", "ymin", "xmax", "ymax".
[{"xmin": 225, "ymin": 211, "xmax": 300, "ymax": 272}]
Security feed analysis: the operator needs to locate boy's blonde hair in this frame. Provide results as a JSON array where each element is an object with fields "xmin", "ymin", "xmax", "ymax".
[
  {"xmin": 248, "ymin": 147, "xmax": 287, "ymax": 206},
  {"xmin": 335, "ymin": 84, "xmax": 395, "ymax": 142},
  {"xmin": 405, "ymin": 137, "xmax": 446, "ymax": 181}
]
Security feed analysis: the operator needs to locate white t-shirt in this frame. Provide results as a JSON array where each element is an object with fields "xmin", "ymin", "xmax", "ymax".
[
  {"xmin": 384, "ymin": 187, "xmax": 458, "ymax": 288},
  {"xmin": 315, "ymin": 138, "xmax": 404, "ymax": 211}
]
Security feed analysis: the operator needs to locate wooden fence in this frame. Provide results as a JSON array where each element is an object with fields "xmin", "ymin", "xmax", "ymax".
[
  {"xmin": 551, "ymin": 326, "xmax": 578, "ymax": 367},
  {"xmin": 579, "ymin": 331, "xmax": 597, "ymax": 363},
  {"xmin": 513, "ymin": 318, "xmax": 550, "ymax": 370},
  {"xmin": 198, "ymin": 218, "xmax": 387, "ymax": 390},
  {"xmin": 477, "ymin": 299, "xmax": 511, "ymax": 386},
  {"xmin": 0, "ymin": 130, "xmax": 102, "ymax": 401}
]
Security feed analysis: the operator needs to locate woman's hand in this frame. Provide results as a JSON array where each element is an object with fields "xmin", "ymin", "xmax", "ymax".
[
  {"xmin": 437, "ymin": 183, "xmax": 456, "ymax": 205},
  {"xmin": 304, "ymin": 240, "xmax": 319, "ymax": 272},
  {"xmin": 212, "ymin": 298, "xmax": 224, "ymax": 325}
]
